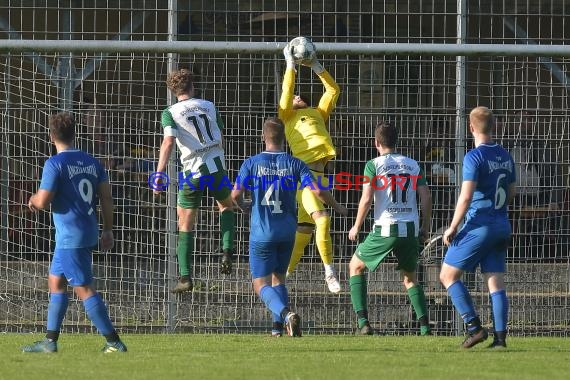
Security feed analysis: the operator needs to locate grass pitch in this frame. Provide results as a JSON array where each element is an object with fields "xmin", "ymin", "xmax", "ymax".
[{"xmin": 2, "ymin": 334, "xmax": 569, "ymax": 380}]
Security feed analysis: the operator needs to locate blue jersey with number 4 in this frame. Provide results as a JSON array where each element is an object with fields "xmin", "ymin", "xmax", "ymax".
[
  {"xmin": 237, "ymin": 151, "xmax": 314, "ymax": 242},
  {"xmin": 39, "ymin": 149, "xmax": 108, "ymax": 249},
  {"xmin": 462, "ymin": 143, "xmax": 516, "ymax": 224}
]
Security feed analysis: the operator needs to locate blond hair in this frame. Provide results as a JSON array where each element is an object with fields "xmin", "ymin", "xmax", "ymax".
[{"xmin": 469, "ymin": 106, "xmax": 494, "ymax": 134}]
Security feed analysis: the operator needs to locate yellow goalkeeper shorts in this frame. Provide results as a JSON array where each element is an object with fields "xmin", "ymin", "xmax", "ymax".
[{"xmin": 296, "ymin": 170, "xmax": 328, "ymax": 225}]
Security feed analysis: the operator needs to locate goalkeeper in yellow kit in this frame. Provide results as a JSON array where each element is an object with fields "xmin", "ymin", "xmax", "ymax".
[{"xmin": 279, "ymin": 43, "xmax": 341, "ymax": 293}]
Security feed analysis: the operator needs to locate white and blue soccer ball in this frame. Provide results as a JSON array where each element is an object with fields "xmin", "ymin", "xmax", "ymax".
[{"xmin": 289, "ymin": 36, "xmax": 317, "ymax": 65}]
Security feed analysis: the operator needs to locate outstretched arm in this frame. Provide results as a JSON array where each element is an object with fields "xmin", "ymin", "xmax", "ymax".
[
  {"xmin": 301, "ymin": 57, "xmax": 340, "ymax": 121},
  {"xmin": 315, "ymin": 68, "xmax": 340, "ymax": 122},
  {"xmin": 278, "ymin": 45, "xmax": 296, "ymax": 122}
]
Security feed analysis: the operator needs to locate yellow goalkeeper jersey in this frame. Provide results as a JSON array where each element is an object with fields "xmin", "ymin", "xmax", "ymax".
[{"xmin": 278, "ymin": 67, "xmax": 340, "ymax": 164}]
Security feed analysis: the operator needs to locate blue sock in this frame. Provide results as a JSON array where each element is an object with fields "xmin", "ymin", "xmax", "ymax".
[
  {"xmin": 447, "ymin": 281, "xmax": 478, "ymax": 331},
  {"xmin": 83, "ymin": 293, "xmax": 115, "ymax": 336},
  {"xmin": 47, "ymin": 292, "xmax": 69, "ymax": 332},
  {"xmin": 259, "ymin": 285, "xmax": 287, "ymax": 318},
  {"xmin": 272, "ymin": 284, "xmax": 288, "ymax": 324},
  {"xmin": 490, "ymin": 290, "xmax": 509, "ymax": 333}
]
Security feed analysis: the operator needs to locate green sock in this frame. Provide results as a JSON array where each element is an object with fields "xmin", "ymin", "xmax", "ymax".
[
  {"xmin": 177, "ymin": 231, "xmax": 194, "ymax": 277},
  {"xmin": 349, "ymin": 274, "xmax": 368, "ymax": 328},
  {"xmin": 420, "ymin": 325, "xmax": 431, "ymax": 336},
  {"xmin": 220, "ymin": 210, "xmax": 235, "ymax": 251},
  {"xmin": 407, "ymin": 285, "xmax": 430, "ymax": 334}
]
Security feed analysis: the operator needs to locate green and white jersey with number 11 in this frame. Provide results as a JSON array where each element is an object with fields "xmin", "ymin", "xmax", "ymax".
[
  {"xmin": 363, "ymin": 153, "xmax": 427, "ymax": 237},
  {"xmin": 161, "ymin": 98, "xmax": 226, "ymax": 176}
]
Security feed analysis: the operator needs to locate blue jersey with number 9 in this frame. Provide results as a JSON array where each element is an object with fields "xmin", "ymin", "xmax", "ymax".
[
  {"xmin": 462, "ymin": 143, "xmax": 516, "ymax": 224},
  {"xmin": 39, "ymin": 149, "xmax": 108, "ymax": 249},
  {"xmin": 237, "ymin": 151, "xmax": 314, "ymax": 242}
]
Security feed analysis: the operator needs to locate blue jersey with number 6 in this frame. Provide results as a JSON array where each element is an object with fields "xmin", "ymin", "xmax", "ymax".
[
  {"xmin": 237, "ymin": 151, "xmax": 314, "ymax": 242},
  {"xmin": 462, "ymin": 143, "xmax": 516, "ymax": 224},
  {"xmin": 39, "ymin": 149, "xmax": 108, "ymax": 249}
]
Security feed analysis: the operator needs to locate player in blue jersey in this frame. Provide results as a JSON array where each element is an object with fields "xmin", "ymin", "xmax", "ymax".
[
  {"xmin": 22, "ymin": 112, "xmax": 126, "ymax": 353},
  {"xmin": 231, "ymin": 117, "xmax": 347, "ymax": 337},
  {"xmin": 440, "ymin": 106, "xmax": 516, "ymax": 349}
]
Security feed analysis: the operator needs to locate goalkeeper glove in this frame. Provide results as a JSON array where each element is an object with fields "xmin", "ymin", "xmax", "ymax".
[
  {"xmin": 283, "ymin": 44, "xmax": 295, "ymax": 69},
  {"xmin": 301, "ymin": 57, "xmax": 325, "ymax": 74}
]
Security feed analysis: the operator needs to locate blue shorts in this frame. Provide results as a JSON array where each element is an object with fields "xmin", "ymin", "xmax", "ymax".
[
  {"xmin": 443, "ymin": 221, "xmax": 510, "ymax": 273},
  {"xmin": 49, "ymin": 247, "xmax": 94, "ymax": 286},
  {"xmin": 249, "ymin": 240, "xmax": 295, "ymax": 279}
]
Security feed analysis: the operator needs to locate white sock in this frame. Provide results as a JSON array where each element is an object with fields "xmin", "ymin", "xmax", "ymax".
[{"xmin": 324, "ymin": 264, "xmax": 335, "ymax": 277}]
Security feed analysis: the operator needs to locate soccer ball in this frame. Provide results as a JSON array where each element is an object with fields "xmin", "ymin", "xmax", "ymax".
[{"xmin": 289, "ymin": 36, "xmax": 316, "ymax": 65}]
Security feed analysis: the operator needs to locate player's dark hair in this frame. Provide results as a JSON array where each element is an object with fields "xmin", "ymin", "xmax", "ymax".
[
  {"xmin": 166, "ymin": 69, "xmax": 194, "ymax": 96},
  {"xmin": 375, "ymin": 121, "xmax": 398, "ymax": 148},
  {"xmin": 263, "ymin": 117, "xmax": 285, "ymax": 145},
  {"xmin": 49, "ymin": 112, "xmax": 75, "ymax": 144}
]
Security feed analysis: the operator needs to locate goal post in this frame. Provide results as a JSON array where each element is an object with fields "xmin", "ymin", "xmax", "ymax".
[{"xmin": 1, "ymin": 40, "xmax": 569, "ymax": 335}]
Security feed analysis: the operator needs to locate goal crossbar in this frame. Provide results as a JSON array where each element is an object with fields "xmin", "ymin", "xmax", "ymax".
[{"xmin": 2, "ymin": 40, "xmax": 570, "ymax": 57}]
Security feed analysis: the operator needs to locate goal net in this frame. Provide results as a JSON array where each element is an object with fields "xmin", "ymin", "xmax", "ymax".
[
  {"xmin": 1, "ymin": 0, "xmax": 569, "ymax": 336},
  {"xmin": 2, "ymin": 49, "xmax": 568, "ymax": 336}
]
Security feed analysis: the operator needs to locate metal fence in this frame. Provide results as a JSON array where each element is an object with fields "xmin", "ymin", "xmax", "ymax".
[{"xmin": 1, "ymin": 0, "xmax": 569, "ymax": 335}]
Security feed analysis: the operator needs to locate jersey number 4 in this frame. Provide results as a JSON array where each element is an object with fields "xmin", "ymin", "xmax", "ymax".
[{"xmin": 261, "ymin": 182, "xmax": 283, "ymax": 214}]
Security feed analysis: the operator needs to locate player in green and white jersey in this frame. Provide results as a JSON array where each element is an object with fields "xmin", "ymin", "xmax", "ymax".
[
  {"xmin": 155, "ymin": 69, "xmax": 235, "ymax": 293},
  {"xmin": 348, "ymin": 122, "xmax": 432, "ymax": 335}
]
